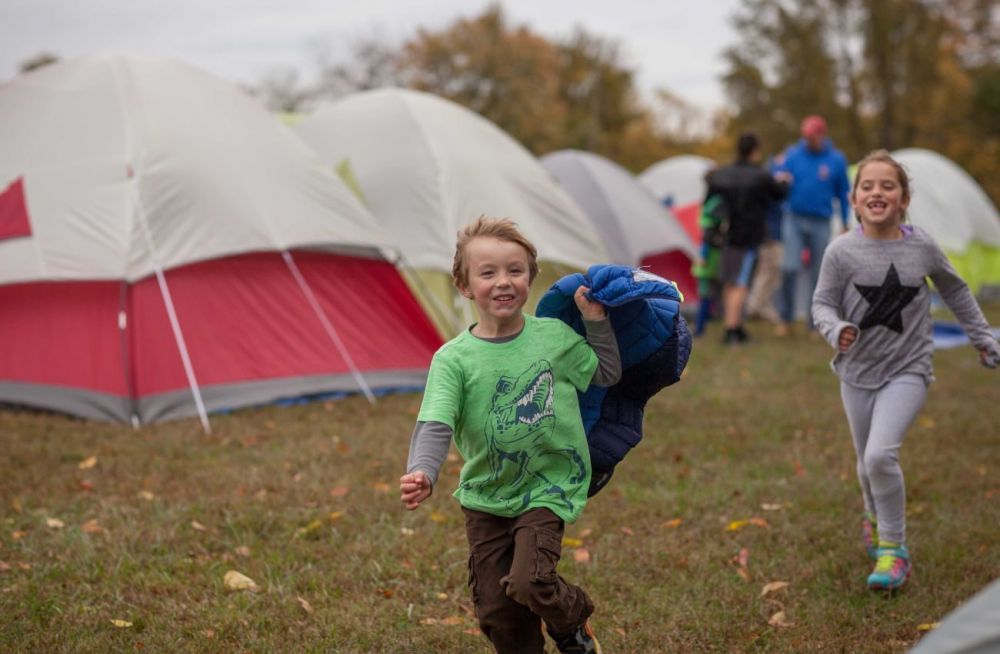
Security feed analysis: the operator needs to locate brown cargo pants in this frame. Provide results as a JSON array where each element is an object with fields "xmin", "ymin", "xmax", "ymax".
[{"xmin": 463, "ymin": 506, "xmax": 594, "ymax": 654}]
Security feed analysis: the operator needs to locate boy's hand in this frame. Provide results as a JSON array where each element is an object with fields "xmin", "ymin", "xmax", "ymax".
[
  {"xmin": 399, "ymin": 471, "xmax": 432, "ymax": 510},
  {"xmin": 979, "ymin": 347, "xmax": 999, "ymax": 369},
  {"xmin": 574, "ymin": 286, "xmax": 606, "ymax": 321},
  {"xmin": 838, "ymin": 326, "xmax": 858, "ymax": 352}
]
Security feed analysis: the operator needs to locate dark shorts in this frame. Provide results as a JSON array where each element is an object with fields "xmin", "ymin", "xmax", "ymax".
[{"xmin": 720, "ymin": 246, "xmax": 758, "ymax": 287}]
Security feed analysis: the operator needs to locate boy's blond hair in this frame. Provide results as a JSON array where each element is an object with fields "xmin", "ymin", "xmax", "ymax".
[{"xmin": 452, "ymin": 215, "xmax": 539, "ymax": 289}]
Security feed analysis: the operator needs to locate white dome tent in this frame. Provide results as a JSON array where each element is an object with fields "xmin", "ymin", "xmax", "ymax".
[
  {"xmin": 889, "ymin": 148, "xmax": 1000, "ymax": 294},
  {"xmin": 638, "ymin": 155, "xmax": 715, "ymax": 247},
  {"xmin": 541, "ymin": 149, "xmax": 698, "ymax": 301},
  {"xmin": 293, "ymin": 88, "xmax": 609, "ymax": 335}
]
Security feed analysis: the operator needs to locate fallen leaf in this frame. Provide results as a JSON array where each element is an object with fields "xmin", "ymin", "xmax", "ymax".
[
  {"xmin": 662, "ymin": 518, "xmax": 683, "ymax": 529},
  {"xmin": 917, "ymin": 416, "xmax": 936, "ymax": 428},
  {"xmin": 760, "ymin": 503, "xmax": 783, "ymax": 511},
  {"xmin": 748, "ymin": 517, "xmax": 770, "ymax": 528},
  {"xmin": 137, "ymin": 491, "xmax": 155, "ymax": 501},
  {"xmin": 223, "ymin": 570, "xmax": 259, "ymax": 592},
  {"xmin": 463, "ymin": 627, "xmax": 481, "ymax": 635},
  {"xmin": 760, "ymin": 581, "xmax": 790, "ymax": 597},
  {"xmin": 234, "ymin": 546, "xmax": 251, "ymax": 557},
  {"xmin": 437, "ymin": 615, "xmax": 462, "ymax": 626},
  {"xmin": 573, "ymin": 548, "xmax": 591, "ymax": 564},
  {"xmin": 917, "ymin": 622, "xmax": 940, "ymax": 632},
  {"xmin": 110, "ymin": 619, "xmax": 133, "ymax": 628},
  {"xmin": 726, "ymin": 520, "xmax": 749, "ymax": 532},
  {"xmin": 563, "ymin": 537, "xmax": 584, "ymax": 548},
  {"xmin": 297, "ymin": 596, "xmax": 314, "ymax": 614},
  {"xmin": 372, "ymin": 482, "xmax": 391, "ymax": 493},
  {"xmin": 736, "ymin": 567, "xmax": 752, "ymax": 581},
  {"xmin": 768, "ymin": 610, "xmax": 793, "ymax": 627},
  {"xmin": 329, "ymin": 486, "xmax": 350, "ymax": 498},
  {"xmin": 615, "ymin": 627, "xmax": 627, "ymax": 636},
  {"xmin": 202, "ymin": 629, "xmax": 216, "ymax": 639},
  {"xmin": 45, "ymin": 518, "xmax": 65, "ymax": 529},
  {"xmin": 378, "ymin": 588, "xmax": 394, "ymax": 598},
  {"xmin": 437, "ymin": 592, "xmax": 449, "ymax": 601},
  {"xmin": 429, "ymin": 512, "xmax": 447, "ymax": 523},
  {"xmin": 81, "ymin": 519, "xmax": 104, "ymax": 534},
  {"xmin": 17, "ymin": 563, "xmax": 31, "ymax": 570},
  {"xmin": 78, "ymin": 480, "xmax": 94, "ymax": 492},
  {"xmin": 328, "ymin": 511, "xmax": 345, "ymax": 522},
  {"xmin": 421, "ymin": 618, "xmax": 438, "ymax": 625},
  {"xmin": 11, "ymin": 498, "xmax": 23, "ymax": 514},
  {"xmin": 401, "ymin": 527, "xmax": 415, "ymax": 536},
  {"xmin": 793, "ymin": 460, "xmax": 806, "ymax": 477},
  {"xmin": 336, "ymin": 442, "xmax": 351, "ymax": 454},
  {"xmin": 11, "ymin": 531, "xmax": 26, "ymax": 540},
  {"xmin": 78, "ymin": 456, "xmax": 98, "ymax": 470},
  {"xmin": 190, "ymin": 521, "xmax": 208, "ymax": 532},
  {"xmin": 0, "ymin": 561, "xmax": 11, "ymax": 571},
  {"xmin": 295, "ymin": 519, "xmax": 324, "ymax": 538},
  {"xmin": 620, "ymin": 526, "xmax": 634, "ymax": 536}
]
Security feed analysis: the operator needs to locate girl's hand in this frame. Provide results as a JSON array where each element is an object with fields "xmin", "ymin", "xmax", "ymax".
[
  {"xmin": 979, "ymin": 347, "xmax": 999, "ymax": 369},
  {"xmin": 838, "ymin": 326, "xmax": 858, "ymax": 352},
  {"xmin": 574, "ymin": 286, "xmax": 606, "ymax": 321},
  {"xmin": 399, "ymin": 471, "xmax": 432, "ymax": 510}
]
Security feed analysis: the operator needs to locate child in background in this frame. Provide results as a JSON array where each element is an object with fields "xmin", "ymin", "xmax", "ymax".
[
  {"xmin": 812, "ymin": 150, "xmax": 999, "ymax": 591},
  {"xmin": 400, "ymin": 216, "xmax": 620, "ymax": 653},
  {"xmin": 692, "ymin": 193, "xmax": 725, "ymax": 337}
]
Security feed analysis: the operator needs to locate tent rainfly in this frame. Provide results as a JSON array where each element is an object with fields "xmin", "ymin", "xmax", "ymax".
[
  {"xmin": 0, "ymin": 54, "xmax": 442, "ymax": 428},
  {"xmin": 541, "ymin": 149, "xmax": 698, "ymax": 301},
  {"xmin": 293, "ymin": 88, "xmax": 610, "ymax": 336}
]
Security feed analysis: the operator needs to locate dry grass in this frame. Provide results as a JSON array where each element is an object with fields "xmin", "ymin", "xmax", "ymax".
[{"xmin": 1, "ymin": 305, "xmax": 997, "ymax": 653}]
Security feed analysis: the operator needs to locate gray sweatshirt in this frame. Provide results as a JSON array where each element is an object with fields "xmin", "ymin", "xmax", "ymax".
[
  {"xmin": 812, "ymin": 225, "xmax": 999, "ymax": 389},
  {"xmin": 406, "ymin": 318, "xmax": 621, "ymax": 487}
]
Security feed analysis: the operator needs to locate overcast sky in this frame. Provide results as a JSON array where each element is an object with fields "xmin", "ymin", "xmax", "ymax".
[{"xmin": 1, "ymin": 0, "xmax": 742, "ymax": 111}]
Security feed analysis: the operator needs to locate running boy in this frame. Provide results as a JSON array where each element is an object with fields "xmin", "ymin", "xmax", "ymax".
[
  {"xmin": 400, "ymin": 216, "xmax": 620, "ymax": 653},
  {"xmin": 812, "ymin": 150, "xmax": 999, "ymax": 591}
]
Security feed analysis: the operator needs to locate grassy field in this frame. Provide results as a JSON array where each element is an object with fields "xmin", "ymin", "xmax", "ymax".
[{"xmin": 1, "ymin": 307, "xmax": 998, "ymax": 653}]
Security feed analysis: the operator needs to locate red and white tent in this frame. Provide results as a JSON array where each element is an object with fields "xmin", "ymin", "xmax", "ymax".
[
  {"xmin": 0, "ymin": 55, "xmax": 442, "ymax": 428},
  {"xmin": 541, "ymin": 149, "xmax": 698, "ymax": 301},
  {"xmin": 638, "ymin": 155, "xmax": 715, "ymax": 247}
]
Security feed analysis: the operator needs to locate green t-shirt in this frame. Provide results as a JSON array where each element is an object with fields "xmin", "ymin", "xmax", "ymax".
[{"xmin": 417, "ymin": 315, "xmax": 599, "ymax": 523}]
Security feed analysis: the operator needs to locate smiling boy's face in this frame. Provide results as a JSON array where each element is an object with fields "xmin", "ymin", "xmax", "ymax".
[{"xmin": 457, "ymin": 236, "xmax": 531, "ymax": 330}]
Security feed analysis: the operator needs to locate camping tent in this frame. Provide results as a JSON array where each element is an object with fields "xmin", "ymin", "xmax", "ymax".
[
  {"xmin": 908, "ymin": 577, "xmax": 1000, "ymax": 654},
  {"xmin": 540, "ymin": 149, "xmax": 698, "ymax": 301},
  {"xmin": 0, "ymin": 54, "xmax": 442, "ymax": 428},
  {"xmin": 293, "ymin": 88, "xmax": 609, "ymax": 336},
  {"xmin": 638, "ymin": 155, "xmax": 715, "ymax": 247},
  {"xmin": 889, "ymin": 148, "xmax": 1000, "ymax": 294}
]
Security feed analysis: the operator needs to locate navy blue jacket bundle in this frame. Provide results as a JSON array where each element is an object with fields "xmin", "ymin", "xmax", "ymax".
[{"xmin": 536, "ymin": 265, "xmax": 692, "ymax": 496}]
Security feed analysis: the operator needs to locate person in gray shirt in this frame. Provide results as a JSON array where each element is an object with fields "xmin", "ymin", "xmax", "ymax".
[{"xmin": 812, "ymin": 150, "xmax": 999, "ymax": 593}]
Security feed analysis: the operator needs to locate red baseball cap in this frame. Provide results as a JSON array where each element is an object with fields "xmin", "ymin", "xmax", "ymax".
[{"xmin": 800, "ymin": 115, "xmax": 828, "ymax": 139}]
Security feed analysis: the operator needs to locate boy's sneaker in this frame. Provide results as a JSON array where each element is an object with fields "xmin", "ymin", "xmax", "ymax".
[
  {"xmin": 867, "ymin": 543, "xmax": 911, "ymax": 591},
  {"xmin": 547, "ymin": 620, "xmax": 602, "ymax": 654},
  {"xmin": 861, "ymin": 513, "xmax": 878, "ymax": 561}
]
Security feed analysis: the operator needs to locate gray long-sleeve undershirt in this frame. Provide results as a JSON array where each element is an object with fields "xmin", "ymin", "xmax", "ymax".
[{"xmin": 405, "ymin": 318, "xmax": 621, "ymax": 487}]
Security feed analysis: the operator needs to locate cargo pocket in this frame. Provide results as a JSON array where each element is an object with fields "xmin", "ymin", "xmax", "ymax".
[{"xmin": 531, "ymin": 529, "xmax": 563, "ymax": 584}]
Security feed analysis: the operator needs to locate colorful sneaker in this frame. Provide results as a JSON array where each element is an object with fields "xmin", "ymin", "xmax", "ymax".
[
  {"xmin": 861, "ymin": 513, "xmax": 878, "ymax": 561},
  {"xmin": 548, "ymin": 620, "xmax": 603, "ymax": 654},
  {"xmin": 867, "ymin": 543, "xmax": 911, "ymax": 591}
]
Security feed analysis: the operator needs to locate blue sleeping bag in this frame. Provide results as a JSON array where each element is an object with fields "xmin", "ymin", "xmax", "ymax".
[{"xmin": 536, "ymin": 265, "xmax": 692, "ymax": 496}]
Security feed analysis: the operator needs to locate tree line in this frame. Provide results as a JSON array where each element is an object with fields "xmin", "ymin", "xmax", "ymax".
[{"xmin": 20, "ymin": 2, "xmax": 1000, "ymax": 204}]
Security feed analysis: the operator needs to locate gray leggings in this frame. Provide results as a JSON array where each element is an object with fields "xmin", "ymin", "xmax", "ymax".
[{"xmin": 840, "ymin": 374, "xmax": 928, "ymax": 545}]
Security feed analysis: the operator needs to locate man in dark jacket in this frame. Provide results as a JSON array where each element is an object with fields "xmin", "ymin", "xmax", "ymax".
[{"xmin": 705, "ymin": 132, "xmax": 789, "ymax": 344}]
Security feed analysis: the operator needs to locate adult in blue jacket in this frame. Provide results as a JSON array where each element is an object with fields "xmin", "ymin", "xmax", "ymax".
[{"xmin": 776, "ymin": 115, "xmax": 850, "ymax": 331}]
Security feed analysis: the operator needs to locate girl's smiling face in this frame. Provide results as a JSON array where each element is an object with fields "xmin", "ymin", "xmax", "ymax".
[{"xmin": 852, "ymin": 161, "xmax": 910, "ymax": 238}]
